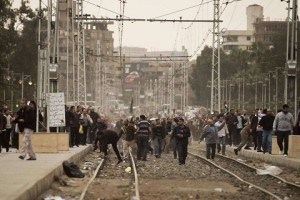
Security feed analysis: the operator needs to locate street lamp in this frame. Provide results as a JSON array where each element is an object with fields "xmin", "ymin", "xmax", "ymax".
[
  {"xmin": 18, "ymin": 73, "xmax": 32, "ymax": 100},
  {"xmin": 5, "ymin": 71, "xmax": 33, "ymax": 110}
]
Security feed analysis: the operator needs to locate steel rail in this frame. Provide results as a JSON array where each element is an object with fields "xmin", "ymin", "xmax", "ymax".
[
  {"xmin": 190, "ymin": 146, "xmax": 300, "ymax": 189},
  {"xmin": 79, "ymin": 157, "xmax": 106, "ymax": 200},
  {"xmin": 129, "ymin": 147, "xmax": 140, "ymax": 200},
  {"xmin": 188, "ymin": 150, "xmax": 282, "ymax": 200}
]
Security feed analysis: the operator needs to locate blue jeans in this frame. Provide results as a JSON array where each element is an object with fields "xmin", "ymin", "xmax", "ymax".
[
  {"xmin": 153, "ymin": 136, "xmax": 163, "ymax": 156},
  {"xmin": 217, "ymin": 136, "xmax": 226, "ymax": 155},
  {"xmin": 177, "ymin": 141, "xmax": 188, "ymax": 164},
  {"xmin": 262, "ymin": 130, "xmax": 273, "ymax": 153},
  {"xmin": 206, "ymin": 143, "xmax": 216, "ymax": 159}
]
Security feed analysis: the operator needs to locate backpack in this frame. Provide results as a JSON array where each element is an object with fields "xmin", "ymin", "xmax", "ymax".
[{"xmin": 63, "ymin": 161, "xmax": 85, "ymax": 178}]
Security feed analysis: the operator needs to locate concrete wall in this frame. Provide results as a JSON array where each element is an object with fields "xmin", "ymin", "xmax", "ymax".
[{"xmin": 19, "ymin": 133, "xmax": 69, "ymax": 153}]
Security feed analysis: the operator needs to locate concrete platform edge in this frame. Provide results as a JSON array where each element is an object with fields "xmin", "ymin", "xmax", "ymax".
[
  {"xmin": 15, "ymin": 146, "xmax": 92, "ymax": 200},
  {"xmin": 190, "ymin": 143, "xmax": 300, "ymax": 171},
  {"xmin": 238, "ymin": 149, "xmax": 300, "ymax": 171}
]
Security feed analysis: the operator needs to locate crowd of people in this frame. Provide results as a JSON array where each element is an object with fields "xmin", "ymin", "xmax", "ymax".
[{"xmin": 0, "ymin": 100, "xmax": 298, "ymax": 165}]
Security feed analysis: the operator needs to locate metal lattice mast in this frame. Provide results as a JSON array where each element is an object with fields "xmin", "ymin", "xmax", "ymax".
[
  {"xmin": 171, "ymin": 63, "xmax": 175, "ymax": 112},
  {"xmin": 211, "ymin": 0, "xmax": 221, "ymax": 112},
  {"xmin": 96, "ymin": 40, "xmax": 101, "ymax": 105},
  {"xmin": 76, "ymin": 0, "xmax": 87, "ymax": 105}
]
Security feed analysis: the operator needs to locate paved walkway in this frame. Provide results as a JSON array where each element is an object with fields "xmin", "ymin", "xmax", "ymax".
[{"xmin": 0, "ymin": 146, "xmax": 91, "ymax": 200}]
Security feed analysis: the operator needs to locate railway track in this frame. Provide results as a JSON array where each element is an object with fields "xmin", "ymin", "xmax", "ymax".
[
  {"xmin": 80, "ymin": 149, "xmax": 139, "ymax": 200},
  {"xmin": 78, "ymin": 150, "xmax": 272, "ymax": 200},
  {"xmin": 189, "ymin": 146, "xmax": 300, "ymax": 200},
  {"xmin": 40, "ymin": 145, "xmax": 300, "ymax": 200}
]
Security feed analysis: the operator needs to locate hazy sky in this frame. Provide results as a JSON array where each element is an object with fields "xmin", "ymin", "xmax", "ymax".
[{"xmin": 15, "ymin": 0, "xmax": 291, "ymax": 56}]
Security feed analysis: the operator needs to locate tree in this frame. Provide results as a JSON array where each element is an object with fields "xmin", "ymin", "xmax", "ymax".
[{"xmin": 189, "ymin": 46, "xmax": 212, "ymax": 106}]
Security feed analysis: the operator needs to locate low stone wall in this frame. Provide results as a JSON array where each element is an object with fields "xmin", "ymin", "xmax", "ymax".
[
  {"xmin": 289, "ymin": 135, "xmax": 300, "ymax": 158},
  {"xmin": 272, "ymin": 135, "xmax": 300, "ymax": 158},
  {"xmin": 19, "ymin": 132, "xmax": 69, "ymax": 153}
]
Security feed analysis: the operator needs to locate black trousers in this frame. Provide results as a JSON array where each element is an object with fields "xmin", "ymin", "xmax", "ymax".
[
  {"xmin": 137, "ymin": 135, "xmax": 149, "ymax": 161},
  {"xmin": 277, "ymin": 130, "xmax": 290, "ymax": 155},
  {"xmin": 3, "ymin": 129, "xmax": 11, "ymax": 151},
  {"xmin": 70, "ymin": 126, "xmax": 79, "ymax": 146},
  {"xmin": 100, "ymin": 139, "xmax": 122, "ymax": 161},
  {"xmin": 227, "ymin": 125, "xmax": 236, "ymax": 146},
  {"xmin": 256, "ymin": 131, "xmax": 263, "ymax": 151}
]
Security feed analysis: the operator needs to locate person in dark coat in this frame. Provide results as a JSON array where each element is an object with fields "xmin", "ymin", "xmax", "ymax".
[
  {"xmin": 151, "ymin": 118, "xmax": 165, "ymax": 158},
  {"xmin": 259, "ymin": 109, "xmax": 275, "ymax": 154},
  {"xmin": 136, "ymin": 115, "xmax": 152, "ymax": 161},
  {"xmin": 0, "ymin": 109, "xmax": 7, "ymax": 153},
  {"xmin": 69, "ymin": 106, "xmax": 80, "ymax": 147},
  {"xmin": 99, "ymin": 129, "xmax": 123, "ymax": 163},
  {"xmin": 13, "ymin": 99, "xmax": 28, "ymax": 150},
  {"xmin": 225, "ymin": 109, "xmax": 238, "ymax": 146},
  {"xmin": 91, "ymin": 117, "xmax": 108, "ymax": 151},
  {"xmin": 172, "ymin": 117, "xmax": 191, "ymax": 165}
]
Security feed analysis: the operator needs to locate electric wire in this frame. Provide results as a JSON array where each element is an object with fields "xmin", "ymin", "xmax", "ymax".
[
  {"xmin": 83, "ymin": 0, "xmax": 130, "ymax": 18},
  {"xmin": 173, "ymin": 23, "xmax": 181, "ymax": 51},
  {"xmin": 95, "ymin": 0, "xmax": 103, "ymax": 17},
  {"xmin": 225, "ymin": 0, "xmax": 238, "ymax": 28},
  {"xmin": 182, "ymin": 0, "xmax": 204, "ymax": 30},
  {"xmin": 151, "ymin": 0, "xmax": 214, "ymax": 19}
]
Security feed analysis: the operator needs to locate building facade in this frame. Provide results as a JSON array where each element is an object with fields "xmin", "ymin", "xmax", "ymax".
[
  {"xmin": 253, "ymin": 19, "xmax": 287, "ymax": 48},
  {"xmin": 221, "ymin": 4, "xmax": 263, "ymax": 54},
  {"xmin": 56, "ymin": 0, "xmax": 119, "ymax": 106}
]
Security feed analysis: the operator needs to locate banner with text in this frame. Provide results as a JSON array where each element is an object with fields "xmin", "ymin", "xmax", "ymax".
[{"xmin": 47, "ymin": 93, "xmax": 65, "ymax": 127}]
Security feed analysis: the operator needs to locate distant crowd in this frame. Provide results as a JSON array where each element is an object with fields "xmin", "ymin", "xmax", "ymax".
[{"xmin": 0, "ymin": 100, "xmax": 298, "ymax": 165}]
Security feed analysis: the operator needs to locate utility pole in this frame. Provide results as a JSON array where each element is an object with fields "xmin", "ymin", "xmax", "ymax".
[
  {"xmin": 284, "ymin": 0, "xmax": 291, "ymax": 104},
  {"xmin": 275, "ymin": 68, "xmax": 279, "ymax": 112},
  {"xmin": 285, "ymin": 0, "xmax": 298, "ymax": 117},
  {"xmin": 255, "ymin": 77, "xmax": 258, "ymax": 109},
  {"xmin": 211, "ymin": 0, "xmax": 221, "ymax": 112},
  {"xmin": 96, "ymin": 40, "xmax": 101, "ymax": 106},
  {"xmin": 76, "ymin": 0, "xmax": 87, "ymax": 106},
  {"xmin": 37, "ymin": 0, "xmax": 42, "ymax": 132},
  {"xmin": 66, "ymin": 0, "xmax": 70, "ymax": 104},
  {"xmin": 71, "ymin": 0, "xmax": 76, "ymax": 104}
]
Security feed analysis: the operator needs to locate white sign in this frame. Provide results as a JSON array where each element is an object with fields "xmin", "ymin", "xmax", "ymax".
[{"xmin": 47, "ymin": 93, "xmax": 65, "ymax": 127}]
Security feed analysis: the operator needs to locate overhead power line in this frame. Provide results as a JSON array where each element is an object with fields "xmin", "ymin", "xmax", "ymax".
[
  {"xmin": 151, "ymin": 0, "xmax": 214, "ymax": 19},
  {"xmin": 83, "ymin": 0, "xmax": 130, "ymax": 18},
  {"xmin": 74, "ymin": 17, "xmax": 222, "ymax": 23}
]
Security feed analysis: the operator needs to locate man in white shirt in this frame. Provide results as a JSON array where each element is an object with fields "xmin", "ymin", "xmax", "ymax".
[
  {"xmin": 4, "ymin": 109, "xmax": 12, "ymax": 152},
  {"xmin": 215, "ymin": 115, "xmax": 229, "ymax": 156}
]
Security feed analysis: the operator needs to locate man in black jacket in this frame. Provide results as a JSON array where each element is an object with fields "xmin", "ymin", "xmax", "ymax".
[
  {"xmin": 225, "ymin": 109, "xmax": 238, "ymax": 146},
  {"xmin": 259, "ymin": 109, "xmax": 275, "ymax": 154},
  {"xmin": 99, "ymin": 129, "xmax": 123, "ymax": 164},
  {"xmin": 69, "ymin": 106, "xmax": 80, "ymax": 147},
  {"xmin": 172, "ymin": 118, "xmax": 190, "ymax": 165},
  {"xmin": 152, "ymin": 119, "xmax": 165, "ymax": 158},
  {"xmin": 18, "ymin": 100, "xmax": 37, "ymax": 160}
]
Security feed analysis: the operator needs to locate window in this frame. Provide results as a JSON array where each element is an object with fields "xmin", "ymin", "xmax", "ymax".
[
  {"xmin": 227, "ymin": 36, "xmax": 238, "ymax": 42},
  {"xmin": 247, "ymin": 36, "xmax": 251, "ymax": 41}
]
